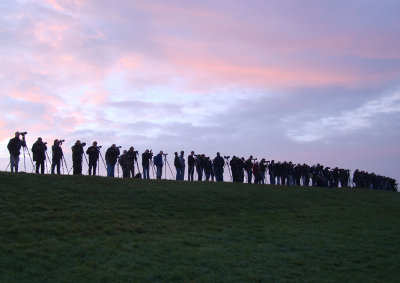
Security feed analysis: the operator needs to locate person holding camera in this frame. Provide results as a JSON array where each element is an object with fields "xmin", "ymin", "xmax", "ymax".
[
  {"xmin": 118, "ymin": 150, "xmax": 130, "ymax": 178},
  {"xmin": 71, "ymin": 140, "xmax": 84, "ymax": 175},
  {"xmin": 127, "ymin": 147, "xmax": 138, "ymax": 178},
  {"xmin": 153, "ymin": 150, "xmax": 164, "ymax": 179},
  {"xmin": 7, "ymin": 131, "xmax": 26, "ymax": 173},
  {"xmin": 105, "ymin": 144, "xmax": 120, "ymax": 177},
  {"xmin": 31, "ymin": 137, "xmax": 47, "ymax": 174},
  {"xmin": 51, "ymin": 139, "xmax": 63, "ymax": 174},
  {"xmin": 142, "ymin": 149, "xmax": 152, "ymax": 179},
  {"xmin": 86, "ymin": 141, "xmax": 100, "ymax": 176}
]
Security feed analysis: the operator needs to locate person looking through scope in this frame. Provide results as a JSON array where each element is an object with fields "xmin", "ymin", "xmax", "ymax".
[
  {"xmin": 153, "ymin": 150, "xmax": 163, "ymax": 179},
  {"xmin": 31, "ymin": 137, "xmax": 47, "ymax": 174},
  {"xmin": 142, "ymin": 149, "xmax": 152, "ymax": 179},
  {"xmin": 127, "ymin": 147, "xmax": 138, "ymax": 178},
  {"xmin": 118, "ymin": 150, "xmax": 130, "ymax": 178},
  {"xmin": 71, "ymin": 140, "xmax": 85, "ymax": 175},
  {"xmin": 7, "ymin": 131, "xmax": 26, "ymax": 173},
  {"xmin": 86, "ymin": 141, "xmax": 100, "ymax": 176}
]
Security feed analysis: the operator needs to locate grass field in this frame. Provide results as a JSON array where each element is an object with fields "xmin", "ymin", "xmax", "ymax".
[{"xmin": 0, "ymin": 172, "xmax": 399, "ymax": 282}]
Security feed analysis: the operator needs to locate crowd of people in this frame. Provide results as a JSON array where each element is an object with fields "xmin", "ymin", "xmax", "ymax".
[{"xmin": 6, "ymin": 132, "xmax": 398, "ymax": 192}]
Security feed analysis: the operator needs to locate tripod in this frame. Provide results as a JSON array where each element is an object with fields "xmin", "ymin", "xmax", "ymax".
[
  {"xmin": 98, "ymin": 150, "xmax": 107, "ymax": 176},
  {"xmin": 21, "ymin": 136, "xmax": 35, "ymax": 173},
  {"xmin": 45, "ymin": 151, "xmax": 52, "ymax": 174},
  {"xmin": 83, "ymin": 152, "xmax": 89, "ymax": 175},
  {"xmin": 163, "ymin": 154, "xmax": 175, "ymax": 180},
  {"xmin": 62, "ymin": 153, "xmax": 70, "ymax": 175},
  {"xmin": 149, "ymin": 159, "xmax": 156, "ymax": 179},
  {"xmin": 135, "ymin": 158, "xmax": 142, "ymax": 178}
]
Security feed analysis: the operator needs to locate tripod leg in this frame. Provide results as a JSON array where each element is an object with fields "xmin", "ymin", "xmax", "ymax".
[
  {"xmin": 164, "ymin": 157, "xmax": 167, "ymax": 180},
  {"xmin": 23, "ymin": 149, "xmax": 26, "ymax": 173},
  {"xmin": 166, "ymin": 159, "xmax": 175, "ymax": 180}
]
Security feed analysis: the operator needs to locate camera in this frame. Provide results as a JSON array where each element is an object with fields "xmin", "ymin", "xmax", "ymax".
[
  {"xmin": 20, "ymin": 131, "xmax": 27, "ymax": 135},
  {"xmin": 81, "ymin": 142, "xmax": 87, "ymax": 146},
  {"xmin": 116, "ymin": 146, "xmax": 122, "ymax": 149},
  {"xmin": 224, "ymin": 156, "xmax": 230, "ymax": 159},
  {"xmin": 134, "ymin": 150, "xmax": 139, "ymax": 154},
  {"xmin": 194, "ymin": 154, "xmax": 201, "ymax": 157},
  {"xmin": 96, "ymin": 146, "xmax": 102, "ymax": 149},
  {"xmin": 44, "ymin": 142, "xmax": 48, "ymax": 145},
  {"xmin": 252, "ymin": 158, "xmax": 258, "ymax": 161},
  {"xmin": 59, "ymin": 139, "xmax": 65, "ymax": 145},
  {"xmin": 163, "ymin": 153, "xmax": 168, "ymax": 156}
]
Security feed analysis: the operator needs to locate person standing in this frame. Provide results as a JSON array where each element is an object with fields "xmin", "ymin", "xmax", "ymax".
[
  {"xmin": 71, "ymin": 140, "xmax": 84, "ymax": 175},
  {"xmin": 268, "ymin": 160, "xmax": 276, "ymax": 185},
  {"xmin": 7, "ymin": 132, "xmax": 25, "ymax": 173},
  {"xmin": 86, "ymin": 141, "xmax": 100, "ymax": 176},
  {"xmin": 127, "ymin": 147, "xmax": 138, "ymax": 178},
  {"xmin": 253, "ymin": 162, "xmax": 261, "ymax": 184},
  {"xmin": 179, "ymin": 151, "xmax": 185, "ymax": 181},
  {"xmin": 213, "ymin": 152, "xmax": 224, "ymax": 182},
  {"xmin": 142, "ymin": 149, "xmax": 152, "ymax": 179},
  {"xmin": 188, "ymin": 151, "xmax": 195, "ymax": 181},
  {"xmin": 118, "ymin": 150, "xmax": 130, "ymax": 178},
  {"xmin": 153, "ymin": 151, "xmax": 164, "ymax": 179},
  {"xmin": 105, "ymin": 144, "xmax": 120, "ymax": 177},
  {"xmin": 31, "ymin": 137, "xmax": 47, "ymax": 174},
  {"xmin": 174, "ymin": 152, "xmax": 181, "ymax": 180},
  {"xmin": 51, "ymin": 139, "xmax": 63, "ymax": 174},
  {"xmin": 245, "ymin": 156, "xmax": 254, "ymax": 184}
]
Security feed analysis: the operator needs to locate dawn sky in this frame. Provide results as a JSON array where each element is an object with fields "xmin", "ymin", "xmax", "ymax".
[{"xmin": 1, "ymin": 0, "xmax": 400, "ymax": 181}]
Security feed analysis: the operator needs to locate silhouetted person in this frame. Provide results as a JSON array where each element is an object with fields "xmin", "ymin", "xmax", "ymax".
[
  {"xmin": 32, "ymin": 137, "xmax": 47, "ymax": 174},
  {"xmin": 51, "ymin": 139, "xmax": 63, "ymax": 174},
  {"xmin": 7, "ymin": 131, "xmax": 25, "ymax": 173},
  {"xmin": 86, "ymin": 141, "xmax": 99, "ymax": 176}
]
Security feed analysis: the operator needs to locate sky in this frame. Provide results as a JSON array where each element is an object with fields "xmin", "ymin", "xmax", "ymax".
[{"xmin": 1, "ymin": 0, "xmax": 400, "ymax": 182}]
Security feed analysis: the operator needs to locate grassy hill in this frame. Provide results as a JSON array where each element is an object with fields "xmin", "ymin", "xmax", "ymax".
[{"xmin": 0, "ymin": 172, "xmax": 399, "ymax": 282}]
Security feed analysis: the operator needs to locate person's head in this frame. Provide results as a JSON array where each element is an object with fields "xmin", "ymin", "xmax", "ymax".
[
  {"xmin": 191, "ymin": 151, "xmax": 194, "ymax": 155},
  {"xmin": 15, "ymin": 132, "xmax": 20, "ymax": 138},
  {"xmin": 112, "ymin": 144, "xmax": 116, "ymax": 149},
  {"xmin": 175, "ymin": 152, "xmax": 178, "ymax": 156},
  {"xmin": 38, "ymin": 137, "xmax": 42, "ymax": 142},
  {"xmin": 54, "ymin": 139, "xmax": 59, "ymax": 145},
  {"xmin": 93, "ymin": 141, "xmax": 97, "ymax": 146},
  {"xmin": 123, "ymin": 150, "xmax": 127, "ymax": 154},
  {"xmin": 76, "ymin": 140, "xmax": 81, "ymax": 145},
  {"xmin": 159, "ymin": 150, "xmax": 163, "ymax": 155},
  {"xmin": 180, "ymin": 150, "xmax": 184, "ymax": 155},
  {"xmin": 217, "ymin": 152, "xmax": 220, "ymax": 157},
  {"xmin": 145, "ymin": 149, "xmax": 149, "ymax": 153},
  {"xmin": 129, "ymin": 146, "xmax": 134, "ymax": 151}
]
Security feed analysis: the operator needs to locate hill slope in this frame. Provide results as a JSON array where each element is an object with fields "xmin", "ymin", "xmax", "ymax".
[{"xmin": 0, "ymin": 172, "xmax": 399, "ymax": 282}]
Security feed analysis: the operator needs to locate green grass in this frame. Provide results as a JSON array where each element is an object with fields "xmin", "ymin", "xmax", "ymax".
[{"xmin": 0, "ymin": 172, "xmax": 399, "ymax": 282}]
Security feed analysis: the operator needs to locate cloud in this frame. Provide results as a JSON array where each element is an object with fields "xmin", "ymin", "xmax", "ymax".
[{"xmin": 286, "ymin": 89, "xmax": 400, "ymax": 142}]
